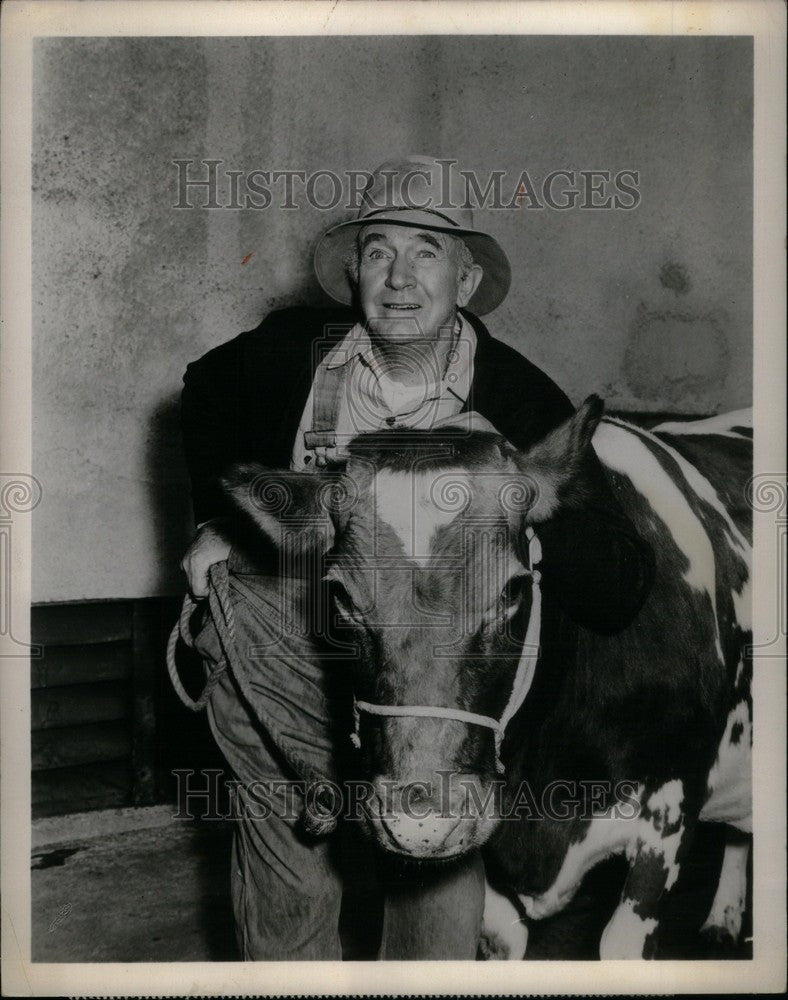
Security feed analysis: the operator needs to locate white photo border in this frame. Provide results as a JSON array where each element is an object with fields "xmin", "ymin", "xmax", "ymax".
[{"xmin": 1, "ymin": 1, "xmax": 785, "ymax": 995}]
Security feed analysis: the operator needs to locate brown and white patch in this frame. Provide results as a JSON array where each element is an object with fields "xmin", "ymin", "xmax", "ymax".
[
  {"xmin": 481, "ymin": 882, "xmax": 528, "ymax": 960},
  {"xmin": 600, "ymin": 898, "xmax": 659, "ymax": 959},
  {"xmin": 519, "ymin": 809, "xmax": 638, "ymax": 921},
  {"xmin": 701, "ymin": 697, "xmax": 752, "ymax": 832},
  {"xmin": 701, "ymin": 834, "xmax": 749, "ymax": 944},
  {"xmin": 374, "ymin": 468, "xmax": 470, "ymax": 566}
]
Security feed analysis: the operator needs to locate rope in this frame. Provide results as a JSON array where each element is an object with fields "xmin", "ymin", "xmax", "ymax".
[
  {"xmin": 166, "ymin": 592, "xmax": 226, "ymax": 712},
  {"xmin": 166, "ymin": 562, "xmax": 338, "ymax": 835},
  {"xmin": 498, "ymin": 528, "xmax": 543, "ymax": 733},
  {"xmin": 355, "ymin": 701, "xmax": 502, "ymax": 733},
  {"xmin": 352, "ymin": 700, "xmax": 505, "ymax": 773}
]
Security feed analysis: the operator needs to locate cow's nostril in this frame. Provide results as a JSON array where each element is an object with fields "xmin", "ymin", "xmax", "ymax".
[{"xmin": 376, "ymin": 809, "xmax": 467, "ymax": 858}]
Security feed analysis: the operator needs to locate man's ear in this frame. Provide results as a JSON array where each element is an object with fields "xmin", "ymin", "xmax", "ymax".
[
  {"xmin": 456, "ymin": 264, "xmax": 483, "ymax": 308},
  {"xmin": 221, "ymin": 463, "xmax": 344, "ymax": 555},
  {"xmin": 513, "ymin": 395, "xmax": 605, "ymax": 523}
]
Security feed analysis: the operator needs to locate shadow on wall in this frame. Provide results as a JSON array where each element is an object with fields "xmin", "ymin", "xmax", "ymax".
[
  {"xmin": 145, "ymin": 269, "xmax": 333, "ymax": 597},
  {"xmin": 146, "ymin": 390, "xmax": 195, "ymax": 596}
]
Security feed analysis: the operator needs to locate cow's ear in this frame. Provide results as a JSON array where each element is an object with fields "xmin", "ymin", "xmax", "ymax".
[
  {"xmin": 513, "ymin": 395, "xmax": 604, "ymax": 522},
  {"xmin": 220, "ymin": 463, "xmax": 341, "ymax": 554}
]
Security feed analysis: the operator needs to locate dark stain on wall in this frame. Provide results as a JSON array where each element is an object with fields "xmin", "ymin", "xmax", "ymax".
[
  {"xmin": 659, "ymin": 261, "xmax": 692, "ymax": 295},
  {"xmin": 624, "ymin": 304, "xmax": 731, "ymax": 408}
]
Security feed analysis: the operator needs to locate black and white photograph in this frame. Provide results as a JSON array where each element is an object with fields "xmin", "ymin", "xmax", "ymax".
[{"xmin": 1, "ymin": 1, "xmax": 785, "ymax": 995}]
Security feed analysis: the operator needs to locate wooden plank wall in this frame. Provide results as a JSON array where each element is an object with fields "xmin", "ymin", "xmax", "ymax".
[
  {"xmin": 30, "ymin": 596, "xmax": 213, "ymax": 818},
  {"xmin": 31, "ymin": 602, "xmax": 134, "ymax": 817}
]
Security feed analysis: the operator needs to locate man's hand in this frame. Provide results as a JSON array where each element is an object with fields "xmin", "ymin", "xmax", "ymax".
[{"xmin": 180, "ymin": 518, "xmax": 233, "ymax": 598}]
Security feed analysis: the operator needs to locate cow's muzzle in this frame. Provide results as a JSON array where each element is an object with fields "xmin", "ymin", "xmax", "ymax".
[{"xmin": 364, "ymin": 774, "xmax": 499, "ymax": 860}]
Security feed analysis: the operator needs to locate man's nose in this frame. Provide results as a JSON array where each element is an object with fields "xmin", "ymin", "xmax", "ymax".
[{"xmin": 385, "ymin": 253, "xmax": 415, "ymax": 290}]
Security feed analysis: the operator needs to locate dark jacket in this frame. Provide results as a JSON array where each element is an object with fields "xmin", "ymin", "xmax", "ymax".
[{"xmin": 181, "ymin": 306, "xmax": 655, "ymax": 634}]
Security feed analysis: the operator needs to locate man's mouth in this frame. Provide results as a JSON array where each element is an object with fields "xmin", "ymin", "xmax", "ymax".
[{"xmin": 382, "ymin": 303, "xmax": 421, "ymax": 311}]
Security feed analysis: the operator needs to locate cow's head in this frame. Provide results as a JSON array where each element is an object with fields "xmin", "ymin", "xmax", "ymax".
[{"xmin": 222, "ymin": 397, "xmax": 603, "ymax": 859}]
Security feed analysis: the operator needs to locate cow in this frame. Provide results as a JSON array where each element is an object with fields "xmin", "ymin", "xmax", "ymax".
[{"xmin": 220, "ymin": 398, "xmax": 752, "ymax": 959}]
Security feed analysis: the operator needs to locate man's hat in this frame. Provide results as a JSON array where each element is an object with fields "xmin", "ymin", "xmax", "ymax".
[{"xmin": 313, "ymin": 156, "xmax": 511, "ymax": 316}]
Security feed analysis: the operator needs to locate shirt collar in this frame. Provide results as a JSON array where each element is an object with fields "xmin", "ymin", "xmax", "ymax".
[
  {"xmin": 325, "ymin": 315, "xmax": 473, "ymax": 377},
  {"xmin": 324, "ymin": 323, "xmax": 373, "ymax": 370}
]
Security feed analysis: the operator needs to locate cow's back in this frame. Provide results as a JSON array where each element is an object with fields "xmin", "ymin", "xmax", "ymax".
[
  {"xmin": 592, "ymin": 413, "xmax": 752, "ymax": 648},
  {"xmin": 647, "ymin": 411, "xmax": 754, "ymax": 833},
  {"xmin": 652, "ymin": 409, "xmax": 753, "ymax": 544},
  {"xmin": 590, "ymin": 413, "xmax": 752, "ymax": 825}
]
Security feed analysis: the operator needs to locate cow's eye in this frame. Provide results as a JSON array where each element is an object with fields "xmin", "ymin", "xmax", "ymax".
[
  {"xmin": 330, "ymin": 581, "xmax": 364, "ymax": 624},
  {"xmin": 500, "ymin": 575, "xmax": 526, "ymax": 607},
  {"xmin": 329, "ymin": 579, "xmax": 351, "ymax": 607}
]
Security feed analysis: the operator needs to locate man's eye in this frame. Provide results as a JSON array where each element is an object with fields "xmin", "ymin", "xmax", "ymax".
[
  {"xmin": 366, "ymin": 248, "xmax": 388, "ymax": 260},
  {"xmin": 416, "ymin": 249, "xmax": 437, "ymax": 258}
]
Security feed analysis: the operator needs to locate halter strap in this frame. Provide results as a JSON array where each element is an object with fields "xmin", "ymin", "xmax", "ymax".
[
  {"xmin": 353, "ymin": 703, "xmax": 500, "ymax": 730},
  {"xmin": 350, "ymin": 527, "xmax": 543, "ymax": 775},
  {"xmin": 499, "ymin": 528, "xmax": 542, "ymax": 733}
]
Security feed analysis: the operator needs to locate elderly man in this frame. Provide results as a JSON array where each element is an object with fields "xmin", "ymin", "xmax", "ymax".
[{"xmin": 179, "ymin": 156, "xmax": 654, "ymax": 960}]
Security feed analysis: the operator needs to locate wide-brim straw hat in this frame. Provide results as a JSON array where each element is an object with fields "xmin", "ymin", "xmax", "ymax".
[{"xmin": 314, "ymin": 156, "xmax": 511, "ymax": 316}]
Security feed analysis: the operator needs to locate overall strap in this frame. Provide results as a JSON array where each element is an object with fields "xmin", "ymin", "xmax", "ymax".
[{"xmin": 303, "ymin": 361, "xmax": 349, "ymax": 451}]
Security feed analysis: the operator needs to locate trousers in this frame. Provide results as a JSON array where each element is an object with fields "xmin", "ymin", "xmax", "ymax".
[{"xmin": 192, "ymin": 558, "xmax": 485, "ymax": 960}]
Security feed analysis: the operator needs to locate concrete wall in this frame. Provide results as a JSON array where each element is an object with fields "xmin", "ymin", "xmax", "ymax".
[{"xmin": 32, "ymin": 36, "xmax": 752, "ymax": 602}]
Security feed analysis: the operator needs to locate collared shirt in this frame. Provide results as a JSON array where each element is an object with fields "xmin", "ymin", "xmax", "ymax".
[{"xmin": 291, "ymin": 316, "xmax": 477, "ymax": 470}]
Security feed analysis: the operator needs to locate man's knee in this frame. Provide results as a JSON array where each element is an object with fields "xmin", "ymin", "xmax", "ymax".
[{"xmin": 232, "ymin": 813, "xmax": 343, "ymax": 960}]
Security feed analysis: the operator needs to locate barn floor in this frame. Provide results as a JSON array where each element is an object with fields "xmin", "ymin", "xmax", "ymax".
[
  {"xmin": 32, "ymin": 812, "xmax": 238, "ymax": 962},
  {"xmin": 32, "ymin": 806, "xmax": 381, "ymax": 962},
  {"xmin": 32, "ymin": 808, "xmax": 752, "ymax": 963}
]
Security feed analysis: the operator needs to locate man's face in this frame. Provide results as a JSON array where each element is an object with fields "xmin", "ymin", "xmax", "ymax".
[{"xmin": 357, "ymin": 224, "xmax": 481, "ymax": 344}]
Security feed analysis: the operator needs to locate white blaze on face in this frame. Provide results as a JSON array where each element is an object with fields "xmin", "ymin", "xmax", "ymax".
[
  {"xmin": 374, "ymin": 469, "xmax": 469, "ymax": 566},
  {"xmin": 593, "ymin": 421, "xmax": 726, "ymax": 662}
]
